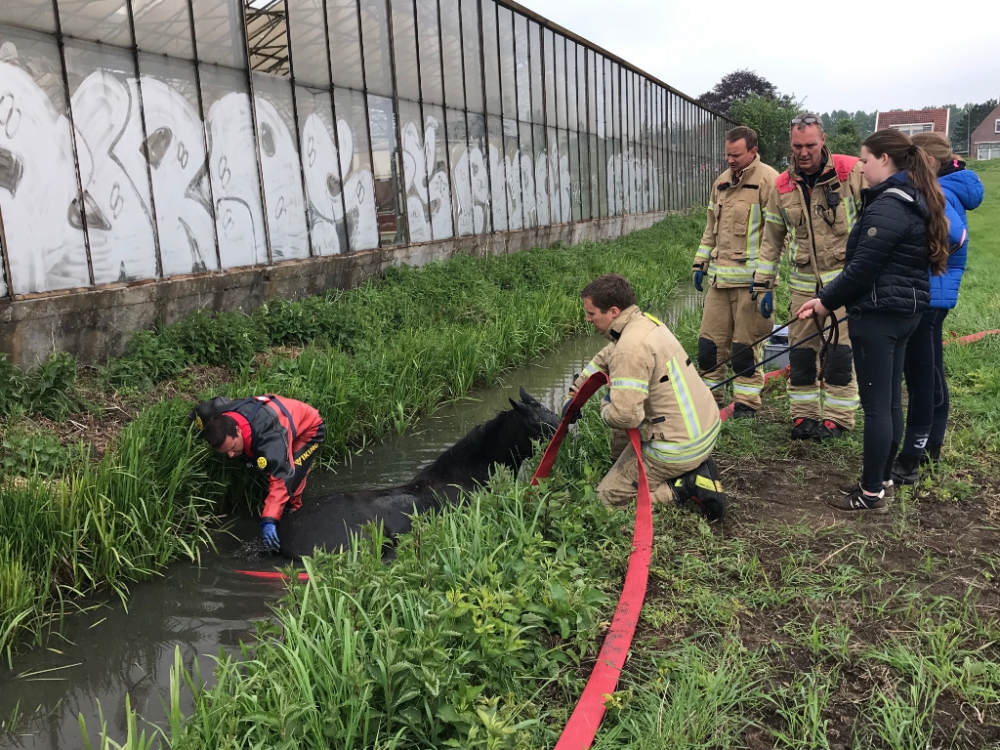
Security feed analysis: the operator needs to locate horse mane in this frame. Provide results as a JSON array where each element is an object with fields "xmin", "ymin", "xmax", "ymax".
[{"xmin": 413, "ymin": 408, "xmax": 528, "ymax": 484}]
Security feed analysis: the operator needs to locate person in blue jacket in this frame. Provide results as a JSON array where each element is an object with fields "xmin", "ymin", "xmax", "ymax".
[{"xmin": 889, "ymin": 132, "xmax": 984, "ymax": 485}]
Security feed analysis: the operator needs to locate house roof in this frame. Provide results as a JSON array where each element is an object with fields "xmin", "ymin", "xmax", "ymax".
[
  {"xmin": 971, "ymin": 102, "xmax": 1000, "ymax": 144},
  {"xmin": 875, "ymin": 108, "xmax": 950, "ymax": 133}
]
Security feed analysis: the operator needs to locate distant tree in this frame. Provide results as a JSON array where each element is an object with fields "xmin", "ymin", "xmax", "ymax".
[
  {"xmin": 698, "ymin": 70, "xmax": 778, "ymax": 114},
  {"xmin": 728, "ymin": 94, "xmax": 801, "ymax": 168},
  {"xmin": 820, "ymin": 110, "xmax": 876, "ymax": 140},
  {"xmin": 952, "ymin": 100, "xmax": 998, "ymax": 154},
  {"xmin": 826, "ymin": 118, "xmax": 862, "ymax": 156},
  {"xmin": 853, "ymin": 111, "xmax": 877, "ymax": 139}
]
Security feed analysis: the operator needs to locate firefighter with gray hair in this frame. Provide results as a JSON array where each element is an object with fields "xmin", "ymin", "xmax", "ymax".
[
  {"xmin": 693, "ymin": 126, "xmax": 779, "ymax": 419},
  {"xmin": 751, "ymin": 113, "xmax": 865, "ymax": 441}
]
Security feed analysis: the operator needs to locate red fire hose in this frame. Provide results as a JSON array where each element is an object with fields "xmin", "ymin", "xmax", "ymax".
[{"xmin": 530, "ymin": 371, "xmax": 653, "ymax": 750}]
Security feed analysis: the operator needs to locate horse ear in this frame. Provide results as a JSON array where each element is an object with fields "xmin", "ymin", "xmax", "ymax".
[
  {"xmin": 519, "ymin": 387, "xmax": 540, "ymax": 406},
  {"xmin": 509, "ymin": 398, "xmax": 531, "ymax": 415}
]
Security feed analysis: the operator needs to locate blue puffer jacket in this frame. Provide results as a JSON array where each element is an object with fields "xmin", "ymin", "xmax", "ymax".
[{"xmin": 931, "ymin": 162, "xmax": 984, "ymax": 309}]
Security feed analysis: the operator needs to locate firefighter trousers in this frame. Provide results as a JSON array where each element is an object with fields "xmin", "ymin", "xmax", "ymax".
[
  {"xmin": 697, "ymin": 285, "xmax": 773, "ymax": 409},
  {"xmin": 787, "ymin": 292, "xmax": 858, "ymax": 429},
  {"xmin": 598, "ymin": 428, "xmax": 716, "ymax": 508}
]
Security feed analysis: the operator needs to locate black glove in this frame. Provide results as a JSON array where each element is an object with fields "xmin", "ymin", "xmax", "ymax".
[{"xmin": 561, "ymin": 394, "xmax": 581, "ymax": 425}]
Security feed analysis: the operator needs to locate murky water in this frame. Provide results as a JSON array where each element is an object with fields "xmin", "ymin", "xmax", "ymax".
[{"xmin": 0, "ymin": 294, "xmax": 701, "ymax": 749}]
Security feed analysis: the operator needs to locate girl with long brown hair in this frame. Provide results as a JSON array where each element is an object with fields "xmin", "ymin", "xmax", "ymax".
[
  {"xmin": 889, "ymin": 132, "xmax": 983, "ymax": 484},
  {"xmin": 796, "ymin": 128, "xmax": 949, "ymax": 513}
]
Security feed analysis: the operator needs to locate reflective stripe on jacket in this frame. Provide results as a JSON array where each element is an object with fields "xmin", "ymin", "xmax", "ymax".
[
  {"xmin": 753, "ymin": 149, "xmax": 865, "ymax": 294},
  {"xmin": 694, "ymin": 155, "xmax": 779, "ymax": 288},
  {"xmin": 570, "ymin": 306, "xmax": 720, "ymax": 464}
]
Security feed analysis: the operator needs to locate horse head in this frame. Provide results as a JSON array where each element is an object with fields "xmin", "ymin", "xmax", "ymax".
[{"xmin": 508, "ymin": 386, "xmax": 560, "ymax": 442}]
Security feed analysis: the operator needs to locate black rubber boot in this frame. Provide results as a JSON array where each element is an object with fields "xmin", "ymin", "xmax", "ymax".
[
  {"xmin": 813, "ymin": 420, "xmax": 846, "ymax": 441},
  {"xmin": 673, "ymin": 458, "xmax": 726, "ymax": 522},
  {"xmin": 791, "ymin": 417, "xmax": 819, "ymax": 440},
  {"xmin": 891, "ymin": 454, "xmax": 920, "ymax": 486},
  {"xmin": 731, "ymin": 403, "xmax": 757, "ymax": 420}
]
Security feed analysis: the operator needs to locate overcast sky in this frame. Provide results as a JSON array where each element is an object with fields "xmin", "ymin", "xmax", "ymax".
[{"xmin": 522, "ymin": 0, "xmax": 1000, "ymax": 115}]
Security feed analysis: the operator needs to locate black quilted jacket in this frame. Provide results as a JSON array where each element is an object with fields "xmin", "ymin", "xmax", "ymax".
[{"xmin": 819, "ymin": 173, "xmax": 931, "ymax": 317}]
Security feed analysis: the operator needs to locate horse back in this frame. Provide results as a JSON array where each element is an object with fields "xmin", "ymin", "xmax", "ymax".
[{"xmin": 279, "ymin": 486, "xmax": 439, "ymax": 560}]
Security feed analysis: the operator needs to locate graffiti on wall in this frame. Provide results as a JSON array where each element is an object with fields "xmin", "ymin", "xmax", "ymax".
[
  {"xmin": 0, "ymin": 41, "xmax": 378, "ymax": 296},
  {"xmin": 0, "ymin": 57, "xmax": 91, "ymax": 294},
  {"xmin": 453, "ymin": 143, "xmax": 493, "ymax": 236},
  {"xmin": 0, "ymin": 37, "xmax": 668, "ymax": 297},
  {"xmin": 400, "ymin": 117, "xmax": 452, "ymax": 243}
]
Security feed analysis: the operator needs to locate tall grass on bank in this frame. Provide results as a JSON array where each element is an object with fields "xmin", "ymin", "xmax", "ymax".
[
  {"xmin": 0, "ymin": 402, "xmax": 220, "ymax": 659},
  {"xmin": 0, "ymin": 214, "xmax": 702, "ymax": 656},
  {"xmin": 99, "ymin": 219, "xmax": 702, "ymax": 394},
  {"xmin": 99, "ymin": 401, "xmax": 631, "ymax": 750}
]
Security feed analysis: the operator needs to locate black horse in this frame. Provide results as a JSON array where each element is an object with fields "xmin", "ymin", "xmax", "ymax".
[{"xmin": 278, "ymin": 388, "xmax": 559, "ymax": 560}]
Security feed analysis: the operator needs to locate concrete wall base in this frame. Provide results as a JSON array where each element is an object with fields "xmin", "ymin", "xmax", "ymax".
[{"xmin": 0, "ymin": 211, "xmax": 670, "ymax": 367}]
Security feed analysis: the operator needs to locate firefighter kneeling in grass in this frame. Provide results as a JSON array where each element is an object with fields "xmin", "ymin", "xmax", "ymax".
[
  {"xmin": 563, "ymin": 274, "xmax": 726, "ymax": 521},
  {"xmin": 190, "ymin": 395, "xmax": 325, "ymax": 552}
]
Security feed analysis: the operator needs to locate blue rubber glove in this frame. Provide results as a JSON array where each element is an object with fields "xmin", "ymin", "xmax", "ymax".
[
  {"xmin": 693, "ymin": 269, "xmax": 704, "ymax": 292},
  {"xmin": 759, "ymin": 291, "xmax": 773, "ymax": 319},
  {"xmin": 561, "ymin": 394, "xmax": 581, "ymax": 425},
  {"xmin": 260, "ymin": 520, "xmax": 280, "ymax": 552}
]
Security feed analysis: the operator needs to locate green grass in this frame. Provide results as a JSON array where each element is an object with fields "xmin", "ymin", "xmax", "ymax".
[
  {"xmin": 150, "ymin": 163, "xmax": 1000, "ymax": 749},
  {"xmin": 16, "ymin": 162, "xmax": 1000, "ymax": 747},
  {"xmin": 0, "ymin": 213, "xmax": 701, "ymax": 658}
]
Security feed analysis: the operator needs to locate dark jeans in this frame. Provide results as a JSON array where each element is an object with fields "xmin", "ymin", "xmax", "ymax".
[
  {"xmin": 900, "ymin": 309, "xmax": 950, "ymax": 457},
  {"xmin": 849, "ymin": 312, "xmax": 921, "ymax": 493}
]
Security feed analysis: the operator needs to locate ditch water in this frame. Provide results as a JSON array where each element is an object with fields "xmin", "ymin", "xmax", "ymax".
[{"xmin": 0, "ymin": 294, "xmax": 701, "ymax": 749}]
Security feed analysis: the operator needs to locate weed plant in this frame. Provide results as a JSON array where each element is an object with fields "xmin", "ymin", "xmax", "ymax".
[
  {"xmin": 0, "ymin": 215, "xmax": 700, "ymax": 655},
  {"xmin": 0, "ymin": 351, "xmax": 81, "ymax": 421}
]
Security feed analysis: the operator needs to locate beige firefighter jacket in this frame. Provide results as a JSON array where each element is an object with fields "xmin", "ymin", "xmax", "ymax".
[
  {"xmin": 694, "ymin": 155, "xmax": 779, "ymax": 288},
  {"xmin": 570, "ymin": 306, "xmax": 720, "ymax": 465},
  {"xmin": 752, "ymin": 147, "xmax": 865, "ymax": 295}
]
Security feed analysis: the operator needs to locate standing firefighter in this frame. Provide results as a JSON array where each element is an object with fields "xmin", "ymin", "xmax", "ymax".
[
  {"xmin": 562, "ymin": 275, "xmax": 726, "ymax": 521},
  {"xmin": 190, "ymin": 395, "xmax": 325, "ymax": 552},
  {"xmin": 751, "ymin": 113, "xmax": 865, "ymax": 440},
  {"xmin": 693, "ymin": 126, "xmax": 779, "ymax": 418}
]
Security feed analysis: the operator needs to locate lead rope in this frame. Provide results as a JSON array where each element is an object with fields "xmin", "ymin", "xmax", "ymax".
[
  {"xmin": 710, "ymin": 315, "xmax": 848, "ymax": 391},
  {"xmin": 814, "ymin": 310, "xmax": 839, "ymax": 392}
]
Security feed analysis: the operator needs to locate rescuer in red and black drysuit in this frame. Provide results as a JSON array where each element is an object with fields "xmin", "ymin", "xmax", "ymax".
[{"xmin": 190, "ymin": 395, "xmax": 325, "ymax": 552}]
